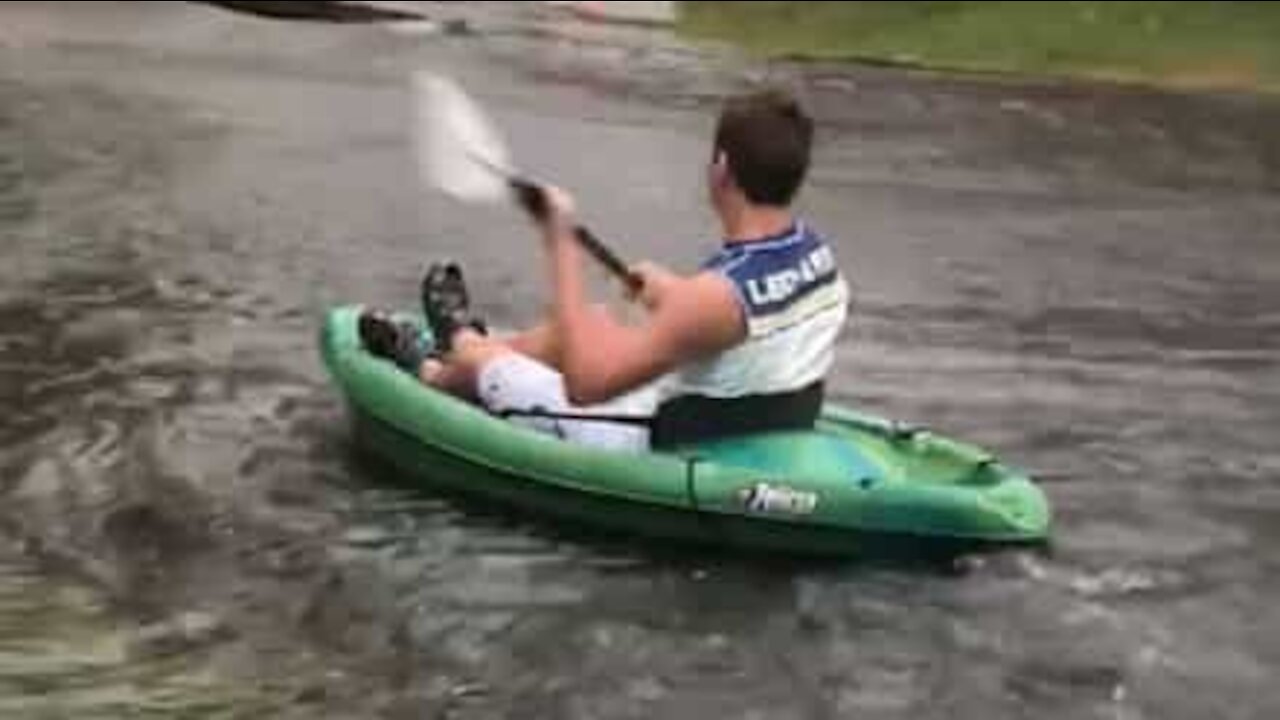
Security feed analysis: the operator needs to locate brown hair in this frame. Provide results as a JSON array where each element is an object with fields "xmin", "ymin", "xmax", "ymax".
[{"xmin": 713, "ymin": 89, "xmax": 813, "ymax": 206}]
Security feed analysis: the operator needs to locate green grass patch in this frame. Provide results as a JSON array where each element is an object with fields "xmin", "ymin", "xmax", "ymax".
[{"xmin": 678, "ymin": 2, "xmax": 1280, "ymax": 93}]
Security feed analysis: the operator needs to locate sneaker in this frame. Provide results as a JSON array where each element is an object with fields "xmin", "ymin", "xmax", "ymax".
[
  {"xmin": 358, "ymin": 310, "xmax": 431, "ymax": 372},
  {"xmin": 420, "ymin": 261, "xmax": 486, "ymax": 353}
]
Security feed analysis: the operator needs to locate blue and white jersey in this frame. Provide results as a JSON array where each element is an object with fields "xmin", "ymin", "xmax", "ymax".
[{"xmin": 671, "ymin": 222, "xmax": 849, "ymax": 399}]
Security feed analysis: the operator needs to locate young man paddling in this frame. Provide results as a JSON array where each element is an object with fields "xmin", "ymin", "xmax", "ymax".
[{"xmin": 360, "ymin": 89, "xmax": 850, "ymax": 450}]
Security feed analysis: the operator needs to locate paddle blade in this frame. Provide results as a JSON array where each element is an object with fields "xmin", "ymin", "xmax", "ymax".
[{"xmin": 412, "ymin": 71, "xmax": 512, "ymax": 203}]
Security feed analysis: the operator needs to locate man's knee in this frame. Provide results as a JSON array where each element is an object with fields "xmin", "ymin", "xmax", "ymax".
[{"xmin": 449, "ymin": 330, "xmax": 512, "ymax": 371}]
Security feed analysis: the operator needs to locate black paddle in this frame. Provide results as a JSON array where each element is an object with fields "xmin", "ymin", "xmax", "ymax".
[{"xmin": 414, "ymin": 72, "xmax": 642, "ymax": 294}]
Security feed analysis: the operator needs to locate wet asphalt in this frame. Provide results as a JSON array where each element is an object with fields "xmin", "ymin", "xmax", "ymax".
[{"xmin": 1, "ymin": 2, "xmax": 1278, "ymax": 718}]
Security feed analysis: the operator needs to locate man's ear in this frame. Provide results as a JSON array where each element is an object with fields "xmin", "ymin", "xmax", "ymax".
[{"xmin": 711, "ymin": 150, "xmax": 730, "ymax": 186}]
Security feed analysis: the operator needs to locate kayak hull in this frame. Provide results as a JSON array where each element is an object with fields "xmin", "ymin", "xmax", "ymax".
[{"xmin": 321, "ymin": 306, "xmax": 1051, "ymax": 557}]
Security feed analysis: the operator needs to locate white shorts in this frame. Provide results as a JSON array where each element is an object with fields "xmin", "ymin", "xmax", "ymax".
[{"xmin": 475, "ymin": 353, "xmax": 658, "ymax": 452}]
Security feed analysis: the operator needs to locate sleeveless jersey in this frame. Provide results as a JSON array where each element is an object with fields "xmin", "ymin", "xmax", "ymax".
[{"xmin": 669, "ymin": 221, "xmax": 849, "ymax": 399}]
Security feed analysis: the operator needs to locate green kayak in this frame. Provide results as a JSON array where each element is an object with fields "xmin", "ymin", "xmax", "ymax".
[{"xmin": 320, "ymin": 305, "xmax": 1050, "ymax": 556}]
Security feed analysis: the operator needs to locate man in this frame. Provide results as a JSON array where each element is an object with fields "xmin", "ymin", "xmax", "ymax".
[{"xmin": 359, "ymin": 89, "xmax": 849, "ymax": 450}]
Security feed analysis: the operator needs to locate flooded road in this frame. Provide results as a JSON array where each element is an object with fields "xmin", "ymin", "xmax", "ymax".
[{"xmin": 1, "ymin": 2, "xmax": 1278, "ymax": 718}]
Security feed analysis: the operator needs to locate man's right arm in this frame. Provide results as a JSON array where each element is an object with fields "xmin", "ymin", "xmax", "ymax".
[{"xmin": 555, "ymin": 266, "xmax": 745, "ymax": 405}]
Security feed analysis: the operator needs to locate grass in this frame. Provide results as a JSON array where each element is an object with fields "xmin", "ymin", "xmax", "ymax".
[{"xmin": 677, "ymin": 2, "xmax": 1280, "ymax": 93}]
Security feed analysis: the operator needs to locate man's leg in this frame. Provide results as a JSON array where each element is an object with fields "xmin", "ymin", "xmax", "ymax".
[
  {"xmin": 498, "ymin": 322, "xmax": 558, "ymax": 368},
  {"xmin": 420, "ymin": 302, "xmax": 613, "ymax": 401},
  {"xmin": 367, "ymin": 314, "xmax": 651, "ymax": 450},
  {"xmin": 491, "ymin": 303, "xmax": 615, "ymax": 371},
  {"xmin": 366, "ymin": 260, "xmax": 646, "ymax": 447},
  {"xmin": 417, "ymin": 327, "xmax": 510, "ymax": 399},
  {"xmin": 462, "ymin": 344, "xmax": 651, "ymax": 451}
]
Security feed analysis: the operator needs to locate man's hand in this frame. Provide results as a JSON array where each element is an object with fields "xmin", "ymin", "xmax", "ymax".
[{"xmin": 536, "ymin": 183, "xmax": 576, "ymax": 243}]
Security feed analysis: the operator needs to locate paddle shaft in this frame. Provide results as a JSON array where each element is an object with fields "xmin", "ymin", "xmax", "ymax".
[
  {"xmin": 508, "ymin": 178, "xmax": 643, "ymax": 294},
  {"xmin": 455, "ymin": 134, "xmax": 641, "ymax": 293}
]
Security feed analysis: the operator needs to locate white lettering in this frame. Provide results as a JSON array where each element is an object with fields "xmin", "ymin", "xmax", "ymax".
[
  {"xmin": 799, "ymin": 256, "xmax": 816, "ymax": 283},
  {"xmin": 784, "ymin": 269, "xmax": 801, "ymax": 294},
  {"xmin": 766, "ymin": 274, "xmax": 785, "ymax": 301},
  {"xmin": 743, "ymin": 247, "xmax": 836, "ymax": 307},
  {"xmin": 810, "ymin": 246, "xmax": 832, "ymax": 275},
  {"xmin": 740, "ymin": 483, "xmax": 819, "ymax": 515}
]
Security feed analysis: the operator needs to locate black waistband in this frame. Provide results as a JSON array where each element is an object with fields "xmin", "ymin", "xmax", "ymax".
[{"xmin": 651, "ymin": 381, "xmax": 824, "ymax": 449}]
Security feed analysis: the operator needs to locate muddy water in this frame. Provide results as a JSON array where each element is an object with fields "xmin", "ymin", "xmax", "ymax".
[{"xmin": 1, "ymin": 3, "xmax": 1278, "ymax": 718}]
